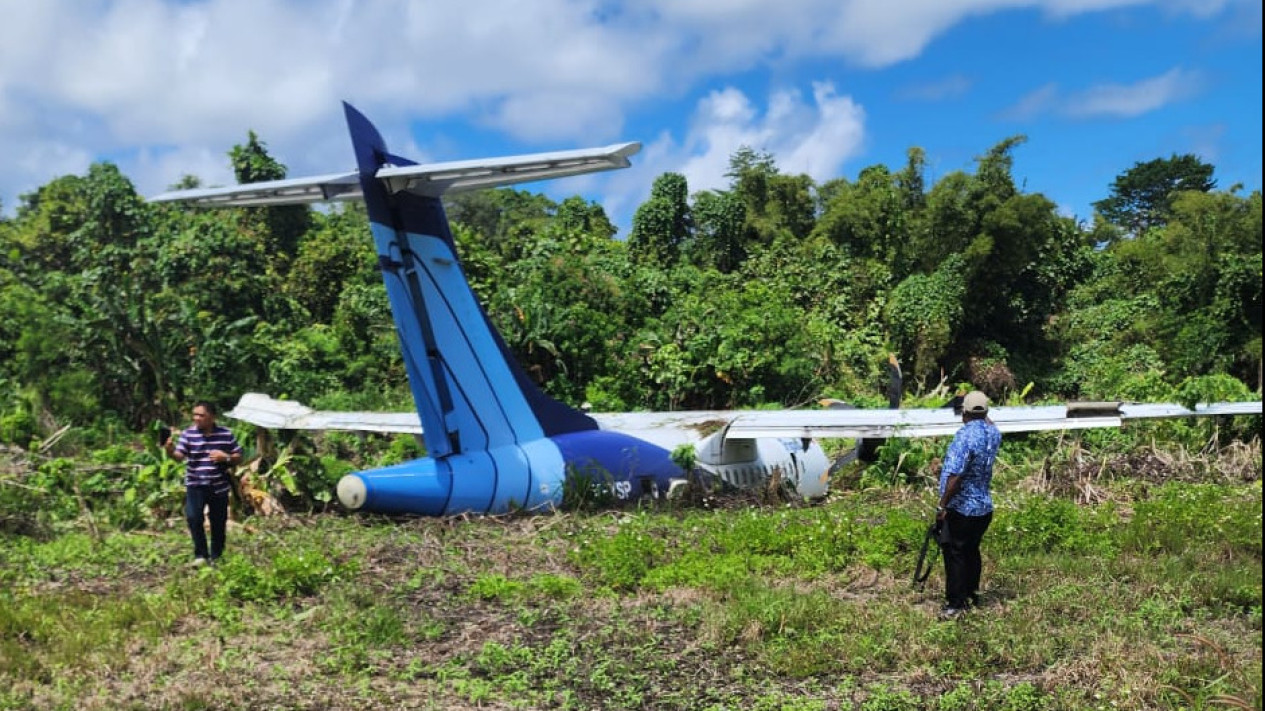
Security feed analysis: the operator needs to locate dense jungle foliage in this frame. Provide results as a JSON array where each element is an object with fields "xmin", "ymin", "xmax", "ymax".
[{"xmin": 0, "ymin": 133, "xmax": 1259, "ymax": 514}]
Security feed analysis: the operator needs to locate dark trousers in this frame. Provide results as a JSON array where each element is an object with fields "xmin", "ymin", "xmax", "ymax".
[
  {"xmin": 185, "ymin": 485, "xmax": 229, "ymax": 560},
  {"xmin": 940, "ymin": 510, "xmax": 992, "ymax": 608}
]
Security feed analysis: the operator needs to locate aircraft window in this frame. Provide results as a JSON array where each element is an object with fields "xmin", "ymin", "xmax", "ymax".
[{"xmin": 638, "ymin": 477, "xmax": 657, "ymax": 499}]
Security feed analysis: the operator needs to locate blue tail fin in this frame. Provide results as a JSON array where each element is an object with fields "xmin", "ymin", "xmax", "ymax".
[{"xmin": 342, "ymin": 103, "xmax": 597, "ymax": 457}]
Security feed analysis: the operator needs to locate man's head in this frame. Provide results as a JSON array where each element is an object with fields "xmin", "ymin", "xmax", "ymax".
[
  {"xmin": 962, "ymin": 391, "xmax": 989, "ymax": 421},
  {"xmin": 192, "ymin": 400, "xmax": 218, "ymax": 431}
]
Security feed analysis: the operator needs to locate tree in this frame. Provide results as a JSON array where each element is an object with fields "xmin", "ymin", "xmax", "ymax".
[
  {"xmin": 628, "ymin": 172, "xmax": 690, "ymax": 265},
  {"xmin": 286, "ymin": 206, "xmax": 376, "ymax": 323},
  {"xmin": 228, "ymin": 130, "xmax": 309, "ymax": 262},
  {"xmin": 686, "ymin": 189, "xmax": 746, "ymax": 273},
  {"xmin": 553, "ymin": 196, "xmax": 618, "ymax": 242},
  {"xmin": 812, "ymin": 164, "xmax": 905, "ymax": 268},
  {"xmin": 1093, "ymin": 154, "xmax": 1216, "ymax": 237},
  {"xmin": 895, "ymin": 147, "xmax": 927, "ymax": 211},
  {"xmin": 973, "ymin": 135, "xmax": 1026, "ymax": 208},
  {"xmin": 726, "ymin": 146, "xmax": 781, "ymax": 249},
  {"xmin": 445, "ymin": 188, "xmax": 556, "ymax": 262},
  {"xmin": 765, "ymin": 173, "xmax": 817, "ymax": 241},
  {"xmin": 1056, "ymin": 186, "xmax": 1261, "ymax": 391},
  {"xmin": 886, "ymin": 254, "xmax": 967, "ymax": 386},
  {"xmin": 1116, "ymin": 189, "xmax": 1261, "ymax": 380}
]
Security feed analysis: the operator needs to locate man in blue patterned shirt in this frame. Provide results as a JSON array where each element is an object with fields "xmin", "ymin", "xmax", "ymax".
[
  {"xmin": 164, "ymin": 400, "xmax": 243, "ymax": 565},
  {"xmin": 935, "ymin": 390, "xmax": 1001, "ymax": 619}
]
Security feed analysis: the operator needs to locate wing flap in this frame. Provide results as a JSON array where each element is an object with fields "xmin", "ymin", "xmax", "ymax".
[{"xmin": 1120, "ymin": 401, "xmax": 1262, "ymax": 419}]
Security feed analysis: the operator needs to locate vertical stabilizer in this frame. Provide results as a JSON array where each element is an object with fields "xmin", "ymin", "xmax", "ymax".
[{"xmin": 341, "ymin": 103, "xmax": 597, "ymax": 463}]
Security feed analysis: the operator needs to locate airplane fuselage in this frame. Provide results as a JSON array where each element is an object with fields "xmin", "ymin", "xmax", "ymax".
[{"xmin": 335, "ymin": 427, "xmax": 830, "ymax": 515}]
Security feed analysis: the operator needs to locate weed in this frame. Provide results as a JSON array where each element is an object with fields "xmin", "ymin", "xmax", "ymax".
[
  {"xmin": 560, "ymin": 464, "xmax": 618, "ymax": 511},
  {"xmin": 992, "ymin": 492, "xmax": 1114, "ymax": 556},
  {"xmin": 1124, "ymin": 481, "xmax": 1261, "ymax": 557},
  {"xmin": 570, "ymin": 515, "xmax": 666, "ymax": 589},
  {"xmin": 860, "ymin": 683, "xmax": 920, "ymax": 710},
  {"xmin": 467, "ymin": 573, "xmax": 525, "ymax": 601}
]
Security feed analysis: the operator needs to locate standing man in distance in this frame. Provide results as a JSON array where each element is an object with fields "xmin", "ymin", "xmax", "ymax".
[
  {"xmin": 165, "ymin": 400, "xmax": 243, "ymax": 566},
  {"xmin": 935, "ymin": 390, "xmax": 1001, "ymax": 619}
]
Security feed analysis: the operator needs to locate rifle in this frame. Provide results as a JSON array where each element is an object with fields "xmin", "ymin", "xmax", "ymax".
[
  {"xmin": 223, "ymin": 461, "xmax": 254, "ymax": 518},
  {"xmin": 912, "ymin": 519, "xmax": 942, "ymax": 590}
]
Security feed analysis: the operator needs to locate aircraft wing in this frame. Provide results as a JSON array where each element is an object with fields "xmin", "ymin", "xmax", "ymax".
[
  {"xmin": 147, "ymin": 143, "xmax": 642, "ymax": 207},
  {"xmin": 226, "ymin": 393, "xmax": 423, "ymax": 434},
  {"xmin": 714, "ymin": 400, "xmax": 1261, "ymax": 440},
  {"xmin": 225, "ymin": 393, "xmax": 1258, "ymax": 442}
]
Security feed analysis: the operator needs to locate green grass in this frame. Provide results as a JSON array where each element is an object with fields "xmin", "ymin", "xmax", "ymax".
[{"xmin": 0, "ymin": 459, "xmax": 1260, "ymax": 710}]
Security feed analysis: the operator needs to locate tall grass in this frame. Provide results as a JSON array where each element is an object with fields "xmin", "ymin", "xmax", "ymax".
[{"xmin": 0, "ymin": 446, "xmax": 1260, "ymax": 710}]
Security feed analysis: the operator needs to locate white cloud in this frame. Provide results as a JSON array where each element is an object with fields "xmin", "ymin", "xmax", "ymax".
[
  {"xmin": 0, "ymin": 0, "xmax": 1248, "ymax": 214},
  {"xmin": 778, "ymin": 83, "xmax": 867, "ymax": 179},
  {"xmin": 485, "ymin": 91, "xmax": 627, "ymax": 143},
  {"xmin": 593, "ymin": 81, "xmax": 866, "ymax": 232},
  {"xmin": 1001, "ymin": 68, "xmax": 1203, "ymax": 120},
  {"xmin": 1064, "ymin": 67, "xmax": 1204, "ymax": 117},
  {"xmin": 1001, "ymin": 83, "xmax": 1062, "ymax": 120}
]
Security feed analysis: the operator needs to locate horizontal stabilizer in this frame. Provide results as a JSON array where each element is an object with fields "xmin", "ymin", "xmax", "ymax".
[
  {"xmin": 147, "ymin": 143, "xmax": 641, "ymax": 207},
  {"xmin": 148, "ymin": 171, "xmax": 363, "ymax": 206},
  {"xmin": 376, "ymin": 142, "xmax": 641, "ymax": 197}
]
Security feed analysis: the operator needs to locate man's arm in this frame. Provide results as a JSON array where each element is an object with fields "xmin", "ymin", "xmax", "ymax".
[
  {"xmin": 937, "ymin": 474, "xmax": 962, "ymax": 521},
  {"xmin": 164, "ymin": 434, "xmax": 185, "ymax": 462},
  {"xmin": 225, "ymin": 432, "xmax": 243, "ymax": 466}
]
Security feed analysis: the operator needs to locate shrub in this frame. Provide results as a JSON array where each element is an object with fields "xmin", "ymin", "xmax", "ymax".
[
  {"xmin": 1123, "ymin": 481, "xmax": 1262, "ymax": 557},
  {"xmin": 570, "ymin": 518, "xmax": 665, "ymax": 590},
  {"xmin": 992, "ymin": 494, "xmax": 1114, "ymax": 556}
]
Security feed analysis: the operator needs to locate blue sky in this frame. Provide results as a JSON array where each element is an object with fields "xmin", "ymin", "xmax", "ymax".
[{"xmin": 0, "ymin": 0, "xmax": 1259, "ymax": 234}]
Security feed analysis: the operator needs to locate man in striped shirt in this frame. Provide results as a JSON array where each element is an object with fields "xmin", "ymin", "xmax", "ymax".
[{"xmin": 164, "ymin": 400, "xmax": 243, "ymax": 565}]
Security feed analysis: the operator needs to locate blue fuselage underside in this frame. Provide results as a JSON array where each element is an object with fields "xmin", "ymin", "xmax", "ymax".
[{"xmin": 348, "ymin": 429, "xmax": 683, "ymax": 515}]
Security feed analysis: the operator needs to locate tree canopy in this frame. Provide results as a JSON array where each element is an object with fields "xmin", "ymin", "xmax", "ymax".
[
  {"xmin": 1092, "ymin": 153, "xmax": 1217, "ymax": 238},
  {"xmin": 0, "ymin": 131, "xmax": 1258, "ymax": 439}
]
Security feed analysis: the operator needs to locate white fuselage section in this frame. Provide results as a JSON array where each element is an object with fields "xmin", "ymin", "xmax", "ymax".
[{"xmin": 692, "ymin": 430, "xmax": 832, "ymax": 499}]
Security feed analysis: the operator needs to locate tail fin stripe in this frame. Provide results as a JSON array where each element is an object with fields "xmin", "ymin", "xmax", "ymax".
[{"xmin": 407, "ymin": 234, "xmax": 544, "ymax": 447}]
